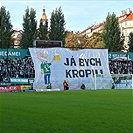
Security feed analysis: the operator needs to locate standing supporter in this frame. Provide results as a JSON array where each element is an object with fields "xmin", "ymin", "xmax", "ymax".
[
  {"xmin": 0, "ymin": 56, "xmax": 35, "ymax": 79},
  {"xmin": 63, "ymin": 80, "xmax": 69, "ymax": 90},
  {"xmin": 80, "ymin": 83, "xmax": 86, "ymax": 90},
  {"xmin": 109, "ymin": 60, "xmax": 133, "ymax": 74}
]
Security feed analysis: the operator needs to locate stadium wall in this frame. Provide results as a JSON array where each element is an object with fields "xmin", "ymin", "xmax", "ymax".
[{"xmin": 0, "ymin": 49, "xmax": 133, "ymax": 60}]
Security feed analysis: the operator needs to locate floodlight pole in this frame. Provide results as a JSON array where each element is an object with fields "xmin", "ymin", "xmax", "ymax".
[
  {"xmin": 122, "ymin": 40, "xmax": 130, "ymax": 74},
  {"xmin": 126, "ymin": 49, "xmax": 129, "ymax": 74},
  {"xmin": 6, "ymin": 44, "xmax": 9, "ymax": 78},
  {"xmin": 125, "ymin": 44, "xmax": 130, "ymax": 74}
]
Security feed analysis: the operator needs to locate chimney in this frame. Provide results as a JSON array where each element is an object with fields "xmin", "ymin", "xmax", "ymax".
[
  {"xmin": 121, "ymin": 10, "xmax": 126, "ymax": 16},
  {"xmin": 126, "ymin": 8, "xmax": 130, "ymax": 14}
]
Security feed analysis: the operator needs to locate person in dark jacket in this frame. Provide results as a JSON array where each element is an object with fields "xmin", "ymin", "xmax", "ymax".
[
  {"xmin": 80, "ymin": 83, "xmax": 86, "ymax": 90},
  {"xmin": 63, "ymin": 80, "xmax": 69, "ymax": 90}
]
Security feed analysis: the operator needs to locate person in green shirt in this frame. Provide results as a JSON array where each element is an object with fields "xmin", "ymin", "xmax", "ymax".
[
  {"xmin": 36, "ymin": 51, "xmax": 54, "ymax": 84},
  {"xmin": 41, "ymin": 61, "xmax": 51, "ymax": 84}
]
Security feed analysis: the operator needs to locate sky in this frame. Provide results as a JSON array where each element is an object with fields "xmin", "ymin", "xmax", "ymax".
[{"xmin": 1, "ymin": 0, "xmax": 133, "ymax": 32}]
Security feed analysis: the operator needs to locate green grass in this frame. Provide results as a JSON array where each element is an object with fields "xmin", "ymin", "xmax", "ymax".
[{"xmin": 0, "ymin": 89, "xmax": 133, "ymax": 133}]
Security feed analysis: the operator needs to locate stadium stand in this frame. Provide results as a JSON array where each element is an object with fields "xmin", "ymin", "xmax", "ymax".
[
  {"xmin": 0, "ymin": 57, "xmax": 35, "ymax": 80},
  {"xmin": 0, "ymin": 50, "xmax": 133, "ymax": 82},
  {"xmin": 109, "ymin": 60, "xmax": 133, "ymax": 74}
]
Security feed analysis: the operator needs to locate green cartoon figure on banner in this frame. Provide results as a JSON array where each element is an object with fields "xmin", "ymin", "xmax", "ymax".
[{"xmin": 36, "ymin": 50, "xmax": 60, "ymax": 84}]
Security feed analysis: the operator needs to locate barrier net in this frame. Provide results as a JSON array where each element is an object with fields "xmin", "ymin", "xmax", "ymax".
[{"xmin": 95, "ymin": 74, "xmax": 133, "ymax": 89}]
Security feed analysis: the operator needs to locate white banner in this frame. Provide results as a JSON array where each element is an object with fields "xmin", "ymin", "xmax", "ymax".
[{"xmin": 29, "ymin": 48, "xmax": 112, "ymax": 90}]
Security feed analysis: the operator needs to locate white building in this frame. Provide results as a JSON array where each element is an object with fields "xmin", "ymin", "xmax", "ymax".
[
  {"xmin": 81, "ymin": 6, "xmax": 133, "ymax": 46},
  {"xmin": 118, "ymin": 7, "xmax": 133, "ymax": 46}
]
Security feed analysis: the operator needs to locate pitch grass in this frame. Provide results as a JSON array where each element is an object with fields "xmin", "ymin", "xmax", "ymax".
[{"xmin": 0, "ymin": 89, "xmax": 132, "ymax": 133}]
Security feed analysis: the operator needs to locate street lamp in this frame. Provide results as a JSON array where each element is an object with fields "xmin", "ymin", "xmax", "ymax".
[
  {"xmin": 125, "ymin": 46, "xmax": 129, "ymax": 74},
  {"xmin": 122, "ymin": 44, "xmax": 130, "ymax": 74}
]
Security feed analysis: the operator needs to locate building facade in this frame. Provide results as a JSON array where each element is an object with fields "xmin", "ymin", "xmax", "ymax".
[
  {"xmin": 12, "ymin": 6, "xmax": 48, "ymax": 47},
  {"xmin": 40, "ymin": 6, "xmax": 48, "ymax": 25},
  {"xmin": 119, "ymin": 7, "xmax": 133, "ymax": 46},
  {"xmin": 82, "ymin": 6, "xmax": 133, "ymax": 47}
]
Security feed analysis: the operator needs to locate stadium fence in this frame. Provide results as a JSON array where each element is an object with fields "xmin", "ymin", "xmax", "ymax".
[{"xmin": 94, "ymin": 74, "xmax": 133, "ymax": 90}]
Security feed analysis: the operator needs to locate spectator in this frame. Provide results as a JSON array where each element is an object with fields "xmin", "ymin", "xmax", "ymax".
[
  {"xmin": 0, "ymin": 57, "xmax": 35, "ymax": 80},
  {"xmin": 63, "ymin": 80, "xmax": 69, "ymax": 90},
  {"xmin": 80, "ymin": 83, "xmax": 86, "ymax": 90},
  {"xmin": 109, "ymin": 60, "xmax": 133, "ymax": 74}
]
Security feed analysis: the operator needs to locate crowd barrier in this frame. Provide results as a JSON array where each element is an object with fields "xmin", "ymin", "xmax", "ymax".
[
  {"xmin": 0, "ymin": 85, "xmax": 35, "ymax": 92},
  {"xmin": 95, "ymin": 74, "xmax": 133, "ymax": 90},
  {"xmin": 0, "ymin": 74, "xmax": 133, "ymax": 92},
  {"xmin": 0, "ymin": 78, "xmax": 34, "ymax": 92},
  {"xmin": 112, "ymin": 74, "xmax": 133, "ymax": 89}
]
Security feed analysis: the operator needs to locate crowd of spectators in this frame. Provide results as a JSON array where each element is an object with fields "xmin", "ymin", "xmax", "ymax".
[
  {"xmin": 0, "ymin": 57, "xmax": 35, "ymax": 81},
  {"xmin": 109, "ymin": 60, "xmax": 133, "ymax": 74},
  {"xmin": 0, "ymin": 56, "xmax": 133, "ymax": 82}
]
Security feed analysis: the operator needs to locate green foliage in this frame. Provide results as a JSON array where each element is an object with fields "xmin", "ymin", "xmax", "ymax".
[
  {"xmin": 49, "ymin": 7, "xmax": 66, "ymax": 46},
  {"xmin": 84, "ymin": 32, "xmax": 105, "ymax": 48},
  {"xmin": 0, "ymin": 10, "xmax": 1, "ymax": 27},
  {"xmin": 128, "ymin": 32, "xmax": 133, "ymax": 52},
  {"xmin": 38, "ymin": 21, "xmax": 48, "ymax": 40},
  {"xmin": 102, "ymin": 12, "xmax": 122, "ymax": 52},
  {"xmin": 65, "ymin": 31, "xmax": 86, "ymax": 49},
  {"xmin": 65, "ymin": 31, "xmax": 105, "ymax": 49},
  {"xmin": 0, "ymin": 6, "xmax": 13, "ymax": 48},
  {"xmin": 20, "ymin": 7, "xmax": 37, "ymax": 48},
  {"xmin": 0, "ymin": 90, "xmax": 132, "ymax": 133}
]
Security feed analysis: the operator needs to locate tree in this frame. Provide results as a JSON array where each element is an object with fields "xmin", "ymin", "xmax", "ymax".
[
  {"xmin": 20, "ymin": 7, "xmax": 37, "ymax": 48},
  {"xmin": 37, "ymin": 7, "xmax": 48, "ymax": 40},
  {"xmin": 65, "ymin": 31, "xmax": 87, "ymax": 50},
  {"xmin": 84, "ymin": 32, "xmax": 105, "ymax": 48},
  {"xmin": 49, "ymin": 7, "xmax": 66, "ymax": 46},
  {"xmin": 128, "ymin": 32, "xmax": 133, "ymax": 52},
  {"xmin": 0, "ymin": 6, "xmax": 13, "ymax": 48},
  {"xmin": 102, "ymin": 12, "xmax": 122, "ymax": 52},
  {"xmin": 38, "ymin": 20, "xmax": 48, "ymax": 40},
  {"xmin": 0, "ymin": 9, "xmax": 1, "ymax": 28}
]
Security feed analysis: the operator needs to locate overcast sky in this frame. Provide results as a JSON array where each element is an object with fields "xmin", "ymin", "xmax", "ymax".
[{"xmin": 1, "ymin": 0, "xmax": 133, "ymax": 32}]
